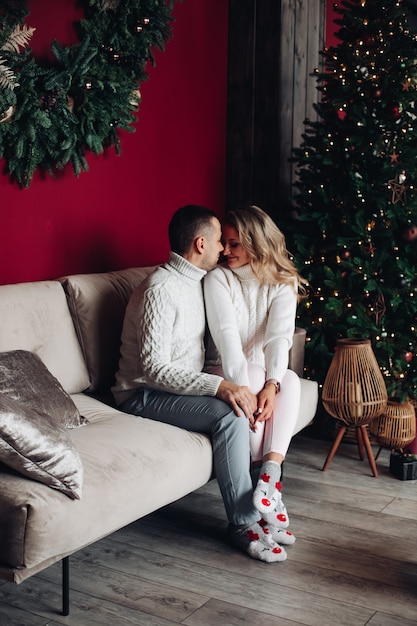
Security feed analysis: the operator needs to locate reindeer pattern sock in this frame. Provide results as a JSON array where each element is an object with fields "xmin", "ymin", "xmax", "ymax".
[
  {"xmin": 228, "ymin": 521, "xmax": 287, "ymax": 563},
  {"xmin": 259, "ymin": 518, "xmax": 296, "ymax": 545},
  {"xmin": 253, "ymin": 460, "xmax": 289, "ymax": 528}
]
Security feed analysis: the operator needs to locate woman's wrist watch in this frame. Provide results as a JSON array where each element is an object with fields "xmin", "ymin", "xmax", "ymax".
[{"xmin": 264, "ymin": 379, "xmax": 280, "ymax": 393}]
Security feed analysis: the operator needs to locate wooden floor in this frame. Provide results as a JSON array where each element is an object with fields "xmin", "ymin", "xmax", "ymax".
[{"xmin": 1, "ymin": 432, "xmax": 416, "ymax": 626}]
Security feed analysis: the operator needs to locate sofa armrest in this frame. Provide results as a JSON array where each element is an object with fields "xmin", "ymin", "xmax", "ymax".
[{"xmin": 288, "ymin": 327, "xmax": 306, "ymax": 378}]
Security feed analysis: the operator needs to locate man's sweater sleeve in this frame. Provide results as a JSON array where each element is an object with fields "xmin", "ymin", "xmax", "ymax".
[{"xmin": 140, "ymin": 284, "xmax": 222, "ymax": 396}]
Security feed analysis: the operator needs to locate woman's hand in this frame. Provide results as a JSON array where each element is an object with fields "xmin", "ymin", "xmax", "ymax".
[{"xmin": 253, "ymin": 385, "xmax": 277, "ymax": 426}]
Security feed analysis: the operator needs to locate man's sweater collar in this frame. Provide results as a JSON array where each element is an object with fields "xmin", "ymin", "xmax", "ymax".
[{"xmin": 166, "ymin": 251, "xmax": 207, "ymax": 283}]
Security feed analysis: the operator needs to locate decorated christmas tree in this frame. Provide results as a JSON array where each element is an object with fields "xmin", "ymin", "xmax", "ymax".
[{"xmin": 286, "ymin": 0, "xmax": 417, "ymax": 401}]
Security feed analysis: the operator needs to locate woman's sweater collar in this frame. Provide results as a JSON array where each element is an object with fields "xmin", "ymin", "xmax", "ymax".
[
  {"xmin": 167, "ymin": 251, "xmax": 207, "ymax": 282},
  {"xmin": 227, "ymin": 263, "xmax": 256, "ymax": 281}
]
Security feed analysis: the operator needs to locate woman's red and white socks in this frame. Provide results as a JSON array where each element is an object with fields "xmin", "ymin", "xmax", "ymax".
[
  {"xmin": 259, "ymin": 518, "xmax": 296, "ymax": 546},
  {"xmin": 253, "ymin": 460, "xmax": 281, "ymax": 513},
  {"xmin": 253, "ymin": 461, "xmax": 289, "ymax": 528},
  {"xmin": 228, "ymin": 522, "xmax": 287, "ymax": 563},
  {"xmin": 260, "ymin": 495, "xmax": 290, "ymax": 529}
]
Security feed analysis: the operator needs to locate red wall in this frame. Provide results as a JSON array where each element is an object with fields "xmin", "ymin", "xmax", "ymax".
[
  {"xmin": 326, "ymin": 0, "xmax": 339, "ymax": 48},
  {"xmin": 0, "ymin": 0, "xmax": 229, "ymax": 285}
]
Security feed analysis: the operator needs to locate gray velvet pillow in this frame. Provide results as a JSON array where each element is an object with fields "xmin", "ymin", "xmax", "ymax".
[
  {"xmin": 0, "ymin": 350, "xmax": 82, "ymax": 428},
  {"xmin": 0, "ymin": 393, "xmax": 83, "ymax": 499}
]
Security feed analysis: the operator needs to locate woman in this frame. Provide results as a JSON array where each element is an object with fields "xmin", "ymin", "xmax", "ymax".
[{"xmin": 204, "ymin": 205, "xmax": 307, "ymax": 544}]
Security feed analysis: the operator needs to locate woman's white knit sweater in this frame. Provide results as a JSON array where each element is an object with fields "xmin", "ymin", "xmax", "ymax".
[
  {"xmin": 203, "ymin": 264, "xmax": 297, "ymax": 387},
  {"xmin": 113, "ymin": 252, "xmax": 223, "ymax": 404}
]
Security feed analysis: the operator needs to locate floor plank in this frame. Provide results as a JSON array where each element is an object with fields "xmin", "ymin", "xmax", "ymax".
[{"xmin": 182, "ymin": 598, "xmax": 305, "ymax": 626}]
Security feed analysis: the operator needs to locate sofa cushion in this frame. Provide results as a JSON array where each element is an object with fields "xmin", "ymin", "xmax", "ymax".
[
  {"xmin": 0, "ymin": 393, "xmax": 83, "ymax": 500},
  {"xmin": 0, "ymin": 280, "xmax": 90, "ymax": 394},
  {"xmin": 0, "ymin": 394, "xmax": 212, "ymax": 578},
  {"xmin": 0, "ymin": 350, "xmax": 82, "ymax": 428},
  {"xmin": 60, "ymin": 266, "xmax": 156, "ymax": 392}
]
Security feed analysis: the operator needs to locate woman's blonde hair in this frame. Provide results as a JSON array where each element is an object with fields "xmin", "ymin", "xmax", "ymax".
[{"xmin": 224, "ymin": 205, "xmax": 307, "ymax": 297}]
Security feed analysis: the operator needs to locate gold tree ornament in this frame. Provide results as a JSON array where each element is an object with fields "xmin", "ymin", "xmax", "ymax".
[
  {"xmin": 388, "ymin": 172, "xmax": 407, "ymax": 204},
  {"xmin": 373, "ymin": 293, "xmax": 386, "ymax": 325}
]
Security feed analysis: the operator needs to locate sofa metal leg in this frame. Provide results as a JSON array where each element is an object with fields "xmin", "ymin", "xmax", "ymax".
[{"xmin": 62, "ymin": 556, "xmax": 70, "ymax": 616}]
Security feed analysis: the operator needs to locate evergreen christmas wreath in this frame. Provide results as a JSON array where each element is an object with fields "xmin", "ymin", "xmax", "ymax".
[{"xmin": 0, "ymin": 0, "xmax": 176, "ymax": 188}]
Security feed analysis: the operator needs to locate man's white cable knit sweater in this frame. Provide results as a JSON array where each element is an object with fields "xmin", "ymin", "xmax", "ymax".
[
  {"xmin": 204, "ymin": 264, "xmax": 297, "ymax": 388},
  {"xmin": 113, "ymin": 252, "xmax": 223, "ymax": 405}
]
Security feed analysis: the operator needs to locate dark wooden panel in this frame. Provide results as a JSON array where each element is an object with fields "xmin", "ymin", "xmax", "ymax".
[
  {"xmin": 226, "ymin": 0, "xmax": 257, "ymax": 210},
  {"xmin": 226, "ymin": 0, "xmax": 326, "ymax": 219},
  {"xmin": 252, "ymin": 0, "xmax": 282, "ymax": 214},
  {"xmin": 279, "ymin": 0, "xmax": 297, "ymax": 214}
]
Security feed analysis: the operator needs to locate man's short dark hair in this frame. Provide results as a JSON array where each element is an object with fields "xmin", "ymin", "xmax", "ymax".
[{"xmin": 168, "ymin": 205, "xmax": 218, "ymax": 255}]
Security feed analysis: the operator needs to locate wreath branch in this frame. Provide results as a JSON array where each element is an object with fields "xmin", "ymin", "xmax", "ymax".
[
  {"xmin": 0, "ymin": 23, "xmax": 35, "ymax": 90},
  {"xmin": 45, "ymin": 37, "xmax": 98, "ymax": 91},
  {"xmin": 1, "ymin": 24, "xmax": 35, "ymax": 52},
  {"xmin": 0, "ymin": 0, "xmax": 178, "ymax": 188},
  {"xmin": 98, "ymin": 0, "xmax": 121, "ymax": 10},
  {"xmin": 0, "ymin": 57, "xmax": 17, "ymax": 88}
]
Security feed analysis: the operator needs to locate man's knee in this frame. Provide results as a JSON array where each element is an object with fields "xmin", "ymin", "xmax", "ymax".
[{"xmin": 215, "ymin": 407, "xmax": 249, "ymax": 436}]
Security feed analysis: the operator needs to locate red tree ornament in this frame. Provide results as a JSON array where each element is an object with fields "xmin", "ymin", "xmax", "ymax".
[
  {"xmin": 404, "ymin": 351, "xmax": 413, "ymax": 363},
  {"xmin": 389, "ymin": 103, "xmax": 401, "ymax": 119},
  {"xmin": 403, "ymin": 225, "xmax": 417, "ymax": 241}
]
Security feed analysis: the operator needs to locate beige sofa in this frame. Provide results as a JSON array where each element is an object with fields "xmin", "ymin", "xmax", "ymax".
[{"xmin": 0, "ymin": 266, "xmax": 318, "ymax": 614}]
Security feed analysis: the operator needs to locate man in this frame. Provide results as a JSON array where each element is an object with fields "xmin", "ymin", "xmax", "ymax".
[{"xmin": 112, "ymin": 204, "xmax": 287, "ymax": 562}]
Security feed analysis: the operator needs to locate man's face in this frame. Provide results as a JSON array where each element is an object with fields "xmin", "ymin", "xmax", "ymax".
[{"xmin": 201, "ymin": 217, "xmax": 224, "ymax": 271}]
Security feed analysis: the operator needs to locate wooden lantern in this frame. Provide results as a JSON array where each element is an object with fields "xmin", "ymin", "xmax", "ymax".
[
  {"xmin": 321, "ymin": 338, "xmax": 388, "ymax": 476},
  {"xmin": 370, "ymin": 400, "xmax": 416, "ymax": 450}
]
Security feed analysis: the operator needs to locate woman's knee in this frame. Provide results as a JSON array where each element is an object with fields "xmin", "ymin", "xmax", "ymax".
[{"xmin": 282, "ymin": 368, "xmax": 301, "ymax": 393}]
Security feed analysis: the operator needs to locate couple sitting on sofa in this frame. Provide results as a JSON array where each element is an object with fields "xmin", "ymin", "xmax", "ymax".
[{"xmin": 112, "ymin": 204, "xmax": 307, "ymax": 563}]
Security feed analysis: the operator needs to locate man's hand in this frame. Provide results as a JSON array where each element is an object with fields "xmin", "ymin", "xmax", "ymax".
[{"xmin": 216, "ymin": 380, "xmax": 257, "ymax": 426}]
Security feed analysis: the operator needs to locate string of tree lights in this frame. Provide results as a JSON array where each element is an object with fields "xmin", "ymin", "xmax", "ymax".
[
  {"xmin": 286, "ymin": 0, "xmax": 417, "ymax": 401},
  {"xmin": 0, "ymin": 0, "xmax": 176, "ymax": 187}
]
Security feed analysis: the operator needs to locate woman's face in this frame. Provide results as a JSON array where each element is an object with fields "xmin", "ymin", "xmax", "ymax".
[{"xmin": 222, "ymin": 224, "xmax": 250, "ymax": 268}]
